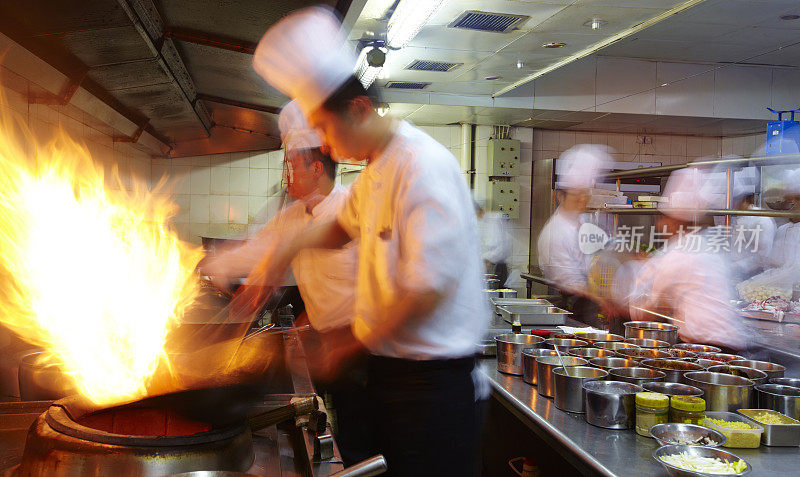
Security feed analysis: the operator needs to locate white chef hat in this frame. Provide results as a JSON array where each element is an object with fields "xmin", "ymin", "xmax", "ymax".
[
  {"xmin": 278, "ymin": 101, "xmax": 322, "ymax": 153},
  {"xmin": 660, "ymin": 167, "xmax": 723, "ymax": 220},
  {"xmin": 555, "ymin": 144, "xmax": 612, "ymax": 191},
  {"xmin": 252, "ymin": 6, "xmax": 357, "ymax": 117}
]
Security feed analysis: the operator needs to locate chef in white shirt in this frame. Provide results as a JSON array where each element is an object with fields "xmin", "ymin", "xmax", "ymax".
[
  {"xmin": 246, "ymin": 6, "xmax": 489, "ymax": 475},
  {"xmin": 729, "ymin": 167, "xmax": 776, "ymax": 279},
  {"xmin": 476, "ymin": 199, "xmax": 512, "ymax": 286},
  {"xmin": 767, "ymin": 168, "xmax": 800, "ymax": 268},
  {"xmin": 537, "ymin": 144, "xmax": 610, "ymax": 325},
  {"xmin": 202, "ymin": 101, "xmax": 367, "ymax": 464},
  {"xmin": 629, "ymin": 168, "xmax": 747, "ymax": 350}
]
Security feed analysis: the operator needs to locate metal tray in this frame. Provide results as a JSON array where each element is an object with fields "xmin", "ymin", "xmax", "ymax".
[
  {"xmin": 737, "ymin": 409, "xmax": 800, "ymax": 447},
  {"xmin": 498, "ymin": 305, "xmax": 571, "ymax": 325},
  {"xmin": 491, "ymin": 298, "xmax": 553, "ymax": 316}
]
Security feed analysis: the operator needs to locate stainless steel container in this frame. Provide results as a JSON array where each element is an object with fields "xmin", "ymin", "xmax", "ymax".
[
  {"xmin": 614, "ymin": 347, "xmax": 672, "ymax": 362},
  {"xmin": 553, "ymin": 366, "xmax": 608, "ymax": 413},
  {"xmin": 571, "ymin": 332, "xmax": 624, "ymax": 346},
  {"xmin": 495, "ymin": 333, "xmax": 545, "ymax": 375},
  {"xmin": 729, "ymin": 359, "xmax": 786, "ymax": 380},
  {"xmin": 696, "ymin": 353, "xmax": 744, "ymax": 363},
  {"xmin": 623, "ymin": 321, "xmax": 679, "ymax": 345},
  {"xmin": 672, "ymin": 343, "xmax": 722, "ymax": 354},
  {"xmin": 653, "ymin": 445, "xmax": 751, "ymax": 477},
  {"xmin": 756, "ymin": 384, "xmax": 800, "ymax": 420},
  {"xmin": 609, "ymin": 367, "xmax": 666, "ymax": 385},
  {"xmin": 737, "ymin": 408, "xmax": 800, "ymax": 446},
  {"xmin": 536, "ymin": 356, "xmax": 587, "ymax": 398},
  {"xmin": 649, "ymin": 423, "xmax": 726, "ymax": 447},
  {"xmin": 667, "ymin": 349, "xmax": 698, "ymax": 361},
  {"xmin": 770, "ymin": 377, "xmax": 800, "ymax": 389},
  {"xmin": 643, "ymin": 382, "xmax": 703, "ymax": 397},
  {"xmin": 707, "ymin": 365, "xmax": 768, "ymax": 408},
  {"xmin": 694, "ymin": 358, "xmax": 726, "ymax": 369},
  {"xmin": 568, "ymin": 347, "xmax": 616, "ymax": 359},
  {"xmin": 588, "ymin": 357, "xmax": 638, "ymax": 371},
  {"xmin": 641, "ymin": 359, "xmax": 704, "ymax": 384},
  {"xmin": 543, "ymin": 338, "xmax": 588, "ymax": 351},
  {"xmin": 596, "ymin": 341, "xmax": 640, "ymax": 352},
  {"xmin": 624, "ymin": 338, "xmax": 670, "ymax": 349},
  {"xmin": 522, "ymin": 348, "xmax": 559, "ymax": 385},
  {"xmin": 583, "ymin": 380, "xmax": 643, "ymax": 429},
  {"xmin": 684, "ymin": 371, "xmax": 754, "ymax": 412},
  {"xmin": 18, "ymin": 351, "xmax": 76, "ymax": 401}
]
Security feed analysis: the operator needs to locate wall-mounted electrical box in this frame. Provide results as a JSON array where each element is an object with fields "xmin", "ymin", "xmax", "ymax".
[
  {"xmin": 487, "ymin": 180, "xmax": 520, "ymax": 219},
  {"xmin": 765, "ymin": 108, "xmax": 800, "ymax": 156},
  {"xmin": 487, "ymin": 138, "xmax": 521, "ymax": 177}
]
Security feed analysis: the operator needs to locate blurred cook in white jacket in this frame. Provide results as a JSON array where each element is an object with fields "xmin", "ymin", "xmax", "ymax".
[
  {"xmin": 629, "ymin": 168, "xmax": 747, "ymax": 350},
  {"xmin": 767, "ymin": 168, "xmax": 800, "ymax": 269},
  {"xmin": 476, "ymin": 199, "xmax": 512, "ymax": 287},
  {"xmin": 729, "ymin": 167, "xmax": 776, "ymax": 280},
  {"xmin": 537, "ymin": 144, "xmax": 611, "ymax": 295}
]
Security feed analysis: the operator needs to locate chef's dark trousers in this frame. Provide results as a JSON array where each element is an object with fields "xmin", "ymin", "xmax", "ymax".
[{"xmin": 365, "ymin": 355, "xmax": 486, "ymax": 477}]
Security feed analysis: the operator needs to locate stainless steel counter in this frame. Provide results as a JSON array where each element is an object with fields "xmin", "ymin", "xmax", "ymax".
[{"xmin": 481, "ymin": 360, "xmax": 800, "ymax": 477}]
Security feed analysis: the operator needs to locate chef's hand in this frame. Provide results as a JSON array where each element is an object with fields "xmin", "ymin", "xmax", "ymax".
[{"xmin": 233, "ymin": 241, "xmax": 291, "ymax": 315}]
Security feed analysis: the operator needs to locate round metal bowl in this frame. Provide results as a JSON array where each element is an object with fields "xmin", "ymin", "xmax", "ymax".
[
  {"xmin": 729, "ymin": 359, "xmax": 786, "ymax": 380},
  {"xmin": 596, "ymin": 341, "xmax": 640, "ymax": 351},
  {"xmin": 641, "ymin": 359, "xmax": 704, "ymax": 384},
  {"xmin": 496, "ymin": 333, "xmax": 546, "ymax": 375},
  {"xmin": 568, "ymin": 347, "xmax": 616, "ymax": 359},
  {"xmin": 614, "ymin": 347, "xmax": 672, "ymax": 362},
  {"xmin": 649, "ymin": 423, "xmax": 726, "ymax": 448},
  {"xmin": 543, "ymin": 338, "xmax": 588, "ymax": 351},
  {"xmin": 770, "ymin": 377, "xmax": 800, "ymax": 389},
  {"xmin": 521, "ymin": 348, "xmax": 559, "ymax": 385},
  {"xmin": 684, "ymin": 372, "xmax": 754, "ymax": 412},
  {"xmin": 667, "ymin": 349, "xmax": 698, "ymax": 360},
  {"xmin": 572, "ymin": 332, "xmax": 624, "ymax": 345},
  {"xmin": 694, "ymin": 358, "xmax": 726, "ymax": 369},
  {"xmin": 588, "ymin": 357, "xmax": 638, "ymax": 371},
  {"xmin": 695, "ymin": 353, "xmax": 744, "ymax": 363},
  {"xmin": 642, "ymin": 382, "xmax": 703, "ymax": 397},
  {"xmin": 583, "ymin": 380, "xmax": 643, "ymax": 429},
  {"xmin": 653, "ymin": 445, "xmax": 750, "ymax": 476},
  {"xmin": 756, "ymin": 383, "xmax": 800, "ymax": 420},
  {"xmin": 624, "ymin": 321, "xmax": 679, "ymax": 345},
  {"xmin": 609, "ymin": 367, "xmax": 666, "ymax": 385},
  {"xmin": 624, "ymin": 338, "xmax": 670, "ymax": 349},
  {"xmin": 672, "ymin": 344, "xmax": 722, "ymax": 354}
]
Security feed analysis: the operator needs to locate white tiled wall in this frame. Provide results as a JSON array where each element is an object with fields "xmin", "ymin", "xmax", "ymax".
[{"xmin": 151, "ymin": 150, "xmax": 286, "ymax": 244}]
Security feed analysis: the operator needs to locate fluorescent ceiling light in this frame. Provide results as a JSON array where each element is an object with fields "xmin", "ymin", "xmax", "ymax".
[
  {"xmin": 493, "ymin": 0, "xmax": 709, "ymax": 97},
  {"xmin": 354, "ymin": 46, "xmax": 384, "ymax": 88},
  {"xmin": 387, "ymin": 0, "xmax": 445, "ymax": 48}
]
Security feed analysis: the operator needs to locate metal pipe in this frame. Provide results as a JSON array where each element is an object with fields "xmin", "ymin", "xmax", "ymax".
[
  {"xmin": 196, "ymin": 94, "xmax": 280, "ymax": 115},
  {"xmin": 596, "ymin": 208, "xmax": 800, "ymax": 218},
  {"xmin": 601, "ymin": 153, "xmax": 800, "ymax": 180},
  {"xmin": 165, "ymin": 27, "xmax": 256, "ymax": 55}
]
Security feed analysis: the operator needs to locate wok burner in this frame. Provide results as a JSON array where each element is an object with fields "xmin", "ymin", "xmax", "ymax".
[{"xmin": 15, "ymin": 396, "xmax": 254, "ymax": 476}]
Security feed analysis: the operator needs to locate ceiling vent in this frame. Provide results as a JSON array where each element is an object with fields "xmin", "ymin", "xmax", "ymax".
[
  {"xmin": 405, "ymin": 60, "xmax": 462, "ymax": 72},
  {"xmin": 384, "ymin": 81, "xmax": 431, "ymax": 89},
  {"xmin": 449, "ymin": 11, "xmax": 529, "ymax": 33}
]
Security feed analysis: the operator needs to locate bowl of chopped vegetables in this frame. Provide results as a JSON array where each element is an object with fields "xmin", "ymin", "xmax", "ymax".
[
  {"xmin": 650, "ymin": 423, "xmax": 726, "ymax": 448},
  {"xmin": 653, "ymin": 445, "xmax": 750, "ymax": 476}
]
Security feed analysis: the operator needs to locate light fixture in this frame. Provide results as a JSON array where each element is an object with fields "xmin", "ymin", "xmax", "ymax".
[
  {"xmin": 583, "ymin": 18, "xmax": 607, "ymax": 30},
  {"xmin": 542, "ymin": 42, "xmax": 567, "ymax": 48},
  {"xmin": 387, "ymin": 0, "xmax": 445, "ymax": 48},
  {"xmin": 780, "ymin": 14, "xmax": 800, "ymax": 20},
  {"xmin": 376, "ymin": 103, "xmax": 390, "ymax": 117},
  {"xmin": 485, "ymin": 75, "xmax": 502, "ymax": 81},
  {"xmin": 355, "ymin": 45, "xmax": 386, "ymax": 88},
  {"xmin": 516, "ymin": 60, "xmax": 524, "ymax": 69}
]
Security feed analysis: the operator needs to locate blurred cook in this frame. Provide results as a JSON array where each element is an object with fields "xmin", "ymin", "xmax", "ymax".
[
  {"xmin": 729, "ymin": 166, "xmax": 776, "ymax": 279},
  {"xmin": 629, "ymin": 168, "xmax": 747, "ymax": 350},
  {"xmin": 537, "ymin": 144, "xmax": 610, "ymax": 325},
  {"xmin": 202, "ymin": 101, "xmax": 366, "ymax": 463},
  {"xmin": 476, "ymin": 199, "xmax": 512, "ymax": 287},
  {"xmin": 767, "ymin": 168, "xmax": 800, "ymax": 268},
  {"xmin": 249, "ymin": 6, "xmax": 488, "ymax": 475}
]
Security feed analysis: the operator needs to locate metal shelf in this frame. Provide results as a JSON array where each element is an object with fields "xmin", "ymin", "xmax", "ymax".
[
  {"xmin": 601, "ymin": 153, "xmax": 800, "ymax": 180},
  {"xmin": 592, "ymin": 207, "xmax": 800, "ymax": 218}
]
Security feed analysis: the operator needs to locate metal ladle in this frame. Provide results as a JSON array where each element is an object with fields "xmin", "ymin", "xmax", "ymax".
[{"xmin": 553, "ymin": 343, "xmax": 572, "ymax": 377}]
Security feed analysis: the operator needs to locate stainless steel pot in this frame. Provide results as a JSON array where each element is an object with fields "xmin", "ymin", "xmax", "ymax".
[
  {"xmin": 729, "ymin": 359, "xmax": 786, "ymax": 380},
  {"xmin": 770, "ymin": 377, "xmax": 800, "ymax": 388},
  {"xmin": 553, "ymin": 366, "xmax": 607, "ymax": 413},
  {"xmin": 614, "ymin": 347, "xmax": 671, "ymax": 362},
  {"xmin": 623, "ymin": 321, "xmax": 679, "ymax": 345},
  {"xmin": 694, "ymin": 358, "xmax": 726, "ymax": 369},
  {"xmin": 536, "ymin": 356, "xmax": 587, "ymax": 398},
  {"xmin": 587, "ymin": 357, "xmax": 638, "ymax": 371},
  {"xmin": 707, "ymin": 365, "xmax": 766, "ymax": 407},
  {"xmin": 495, "ymin": 333, "xmax": 545, "ymax": 375},
  {"xmin": 623, "ymin": 338, "xmax": 670, "ymax": 349},
  {"xmin": 640, "ymin": 359, "xmax": 704, "ymax": 384},
  {"xmin": 567, "ymin": 347, "xmax": 616, "ymax": 359},
  {"xmin": 522, "ymin": 348, "xmax": 558, "ymax": 385},
  {"xmin": 756, "ymin": 383, "xmax": 800, "ymax": 420},
  {"xmin": 571, "ymin": 332, "xmax": 624, "ymax": 346},
  {"xmin": 583, "ymin": 380, "xmax": 643, "ymax": 429},
  {"xmin": 608, "ymin": 367, "xmax": 666, "ymax": 385},
  {"xmin": 642, "ymin": 382, "xmax": 703, "ymax": 397},
  {"xmin": 18, "ymin": 351, "xmax": 77, "ymax": 401},
  {"xmin": 543, "ymin": 338, "xmax": 588, "ymax": 351},
  {"xmin": 667, "ymin": 349, "xmax": 698, "ymax": 360},
  {"xmin": 596, "ymin": 341, "xmax": 640, "ymax": 351},
  {"xmin": 695, "ymin": 353, "xmax": 744, "ymax": 363},
  {"xmin": 672, "ymin": 343, "xmax": 722, "ymax": 354},
  {"xmin": 684, "ymin": 371, "xmax": 754, "ymax": 412}
]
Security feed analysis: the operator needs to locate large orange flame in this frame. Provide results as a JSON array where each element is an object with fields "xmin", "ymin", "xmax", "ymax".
[{"xmin": 0, "ymin": 106, "xmax": 203, "ymax": 405}]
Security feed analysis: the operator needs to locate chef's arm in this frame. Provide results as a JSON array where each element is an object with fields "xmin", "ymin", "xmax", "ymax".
[
  {"xmin": 287, "ymin": 218, "xmax": 351, "ymax": 255},
  {"xmin": 358, "ymin": 286, "xmax": 446, "ymax": 348}
]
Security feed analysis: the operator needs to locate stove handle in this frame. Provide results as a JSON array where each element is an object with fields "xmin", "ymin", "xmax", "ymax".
[{"xmin": 329, "ymin": 455, "xmax": 387, "ymax": 477}]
